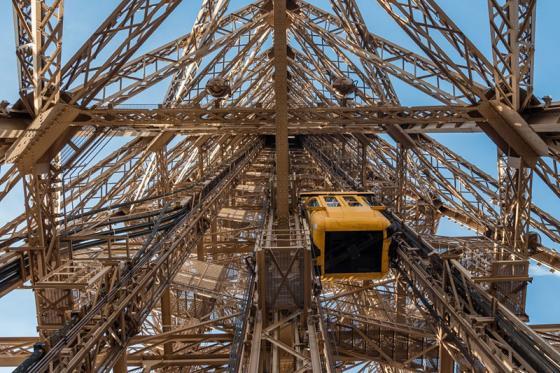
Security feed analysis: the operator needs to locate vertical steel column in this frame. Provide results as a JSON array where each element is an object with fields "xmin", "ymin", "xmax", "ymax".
[
  {"xmin": 198, "ymin": 144, "xmax": 205, "ymax": 178},
  {"xmin": 274, "ymin": 0, "xmax": 289, "ymax": 222},
  {"xmin": 438, "ymin": 343, "xmax": 454, "ymax": 373},
  {"xmin": 257, "ymin": 249, "xmax": 267, "ymax": 317},
  {"xmin": 23, "ymin": 167, "xmax": 70, "ymax": 337},
  {"xmin": 13, "ymin": 0, "xmax": 66, "ymax": 337},
  {"xmin": 23, "ymin": 170, "xmax": 55, "ymax": 282},
  {"xmin": 113, "ymin": 351, "xmax": 127, "ymax": 373},
  {"xmin": 211, "ymin": 218, "xmax": 218, "ymax": 252},
  {"xmin": 248, "ymin": 311, "xmax": 263, "ymax": 372},
  {"xmin": 196, "ymin": 237, "xmax": 205, "ymax": 261},
  {"xmin": 303, "ymin": 248, "xmax": 311, "ymax": 321},
  {"xmin": 488, "ymin": 0, "xmax": 536, "ymax": 259},
  {"xmin": 31, "ymin": 0, "xmax": 44, "ymax": 114},
  {"xmin": 496, "ymin": 154, "xmax": 532, "ymax": 315},
  {"xmin": 13, "ymin": 0, "xmax": 64, "ymax": 115},
  {"xmin": 307, "ymin": 318, "xmax": 323, "ymax": 373},
  {"xmin": 396, "ymin": 145, "xmax": 408, "ymax": 216},
  {"xmin": 156, "ymin": 144, "xmax": 173, "ymax": 355},
  {"xmin": 15, "ymin": 106, "xmax": 79, "ymax": 339},
  {"xmin": 14, "ymin": 0, "xmax": 67, "ymax": 333},
  {"xmin": 498, "ymin": 154, "xmax": 533, "ymax": 255},
  {"xmin": 395, "ymin": 276, "xmax": 407, "ymax": 325},
  {"xmin": 488, "ymin": 0, "xmax": 536, "ymax": 111},
  {"xmin": 487, "ymin": 1, "xmax": 537, "ymax": 316},
  {"xmin": 161, "ymin": 287, "xmax": 173, "ymax": 355},
  {"xmin": 361, "ymin": 141, "xmax": 368, "ymax": 189}
]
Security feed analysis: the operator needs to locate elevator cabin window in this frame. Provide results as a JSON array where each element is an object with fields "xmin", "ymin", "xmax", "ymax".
[
  {"xmin": 323, "ymin": 196, "xmax": 340, "ymax": 207},
  {"xmin": 324, "ymin": 231, "xmax": 384, "ymax": 274},
  {"xmin": 343, "ymin": 196, "xmax": 362, "ymax": 207},
  {"xmin": 307, "ymin": 198, "xmax": 320, "ymax": 208}
]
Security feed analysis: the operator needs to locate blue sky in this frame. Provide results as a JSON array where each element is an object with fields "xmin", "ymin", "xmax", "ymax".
[{"xmin": 0, "ymin": 0, "xmax": 559, "ymax": 369}]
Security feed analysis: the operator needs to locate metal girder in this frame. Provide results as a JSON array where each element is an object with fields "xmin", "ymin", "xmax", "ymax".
[
  {"xmin": 374, "ymin": 0, "xmax": 544, "ymax": 262},
  {"xmin": 67, "ymin": 1, "xmax": 266, "ymax": 107},
  {"xmin": 61, "ymin": 0, "xmax": 182, "ymax": 107},
  {"xmin": 273, "ymin": 0, "xmax": 289, "ymax": 222},
  {"xmin": 327, "ymin": 0, "xmax": 399, "ymax": 104},
  {"xmin": 406, "ymin": 135, "xmax": 560, "ymax": 252},
  {"xmin": 4, "ymin": 104, "xmax": 79, "ymax": 172},
  {"xmin": 122, "ymin": 148, "xmax": 273, "ymax": 371},
  {"xmin": 497, "ymin": 152, "xmax": 533, "ymax": 259},
  {"xmin": 163, "ymin": 0, "xmax": 230, "ymax": 106},
  {"xmin": 293, "ymin": 2, "xmax": 419, "ymax": 148},
  {"xmin": 374, "ymin": 1, "xmax": 541, "ymax": 242},
  {"xmin": 485, "ymin": 1, "xmax": 539, "ymax": 270},
  {"xmin": 1, "ymin": 1, "xmax": 560, "ymax": 372},
  {"xmin": 289, "ymin": 17, "xmax": 417, "ymax": 147},
  {"xmin": 407, "ymin": 138, "xmax": 560, "ymax": 271},
  {"xmin": 1, "ymin": 104, "xmax": 78, "ymax": 338},
  {"xmin": 374, "ymin": 0, "xmax": 547, "ymax": 257},
  {"xmin": 176, "ymin": 25, "xmax": 271, "ymax": 108},
  {"xmin": 291, "ymin": 19, "xmax": 382, "ymax": 106},
  {"xmin": 239, "ymin": 148, "xmax": 335, "ymax": 371},
  {"xmin": 535, "ymin": 155, "xmax": 560, "ymax": 199},
  {"xmin": 320, "ymin": 279, "xmax": 439, "ymax": 370},
  {"xmin": 75, "ymin": 104, "xmax": 477, "ymax": 128},
  {"xmin": 1, "ymin": 135, "xmax": 258, "ymax": 335},
  {"xmin": 288, "ymin": 53, "xmax": 337, "ymax": 106},
  {"xmin": 17, "ymin": 139, "xmax": 263, "ymax": 371},
  {"xmin": 3, "ymin": 105, "xmax": 560, "ymax": 145},
  {"xmin": 21, "ymin": 168, "xmax": 70, "ymax": 336},
  {"xmin": 54, "ymin": 136, "xmax": 249, "ymax": 232},
  {"xmin": 488, "ymin": 0, "xmax": 537, "ymax": 111},
  {"xmin": 0, "ymin": 134, "xmax": 257, "ymax": 300},
  {"xmin": 376, "ymin": 0, "xmax": 495, "ymax": 104},
  {"xmin": 478, "ymin": 100, "xmax": 548, "ymax": 165},
  {"xmin": 12, "ymin": 0, "xmax": 65, "ymax": 115},
  {"xmin": 297, "ymin": 1, "xmax": 475, "ymax": 105}
]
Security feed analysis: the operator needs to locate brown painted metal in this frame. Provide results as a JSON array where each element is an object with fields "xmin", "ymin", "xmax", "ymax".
[
  {"xmin": 1, "ymin": 0, "xmax": 560, "ymax": 372},
  {"xmin": 273, "ymin": 0, "xmax": 289, "ymax": 222}
]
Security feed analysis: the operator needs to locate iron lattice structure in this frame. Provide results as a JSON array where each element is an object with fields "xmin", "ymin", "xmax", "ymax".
[{"xmin": 0, "ymin": 0, "xmax": 560, "ymax": 372}]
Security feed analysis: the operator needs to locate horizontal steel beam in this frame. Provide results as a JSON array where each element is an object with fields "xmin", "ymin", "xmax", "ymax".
[{"xmin": 2, "ymin": 106, "xmax": 558, "ymax": 141}]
